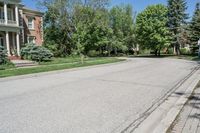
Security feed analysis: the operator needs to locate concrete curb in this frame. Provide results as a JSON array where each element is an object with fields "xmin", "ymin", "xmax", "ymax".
[
  {"xmin": 132, "ymin": 67, "xmax": 200, "ymax": 133},
  {"xmin": 154, "ymin": 77, "xmax": 200, "ymax": 133},
  {"xmin": 0, "ymin": 59, "xmax": 128, "ymax": 82}
]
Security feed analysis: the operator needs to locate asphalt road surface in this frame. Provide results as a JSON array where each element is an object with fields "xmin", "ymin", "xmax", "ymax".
[{"xmin": 0, "ymin": 58, "xmax": 199, "ymax": 133}]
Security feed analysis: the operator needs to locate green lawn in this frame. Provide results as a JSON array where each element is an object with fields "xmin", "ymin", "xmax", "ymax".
[
  {"xmin": 0, "ymin": 57, "xmax": 124, "ymax": 78},
  {"xmin": 39, "ymin": 57, "xmax": 101, "ymax": 65},
  {"xmin": 168, "ymin": 55, "xmax": 200, "ymax": 61},
  {"xmin": 129, "ymin": 54, "xmax": 200, "ymax": 61}
]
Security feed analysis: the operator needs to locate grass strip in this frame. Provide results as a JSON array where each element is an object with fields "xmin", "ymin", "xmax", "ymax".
[{"xmin": 0, "ymin": 58, "xmax": 124, "ymax": 78}]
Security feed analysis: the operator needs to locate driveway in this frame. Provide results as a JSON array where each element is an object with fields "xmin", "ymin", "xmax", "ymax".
[{"xmin": 0, "ymin": 58, "xmax": 199, "ymax": 133}]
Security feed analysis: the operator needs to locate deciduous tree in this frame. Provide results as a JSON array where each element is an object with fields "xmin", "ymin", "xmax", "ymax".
[{"xmin": 136, "ymin": 4, "xmax": 170, "ymax": 56}]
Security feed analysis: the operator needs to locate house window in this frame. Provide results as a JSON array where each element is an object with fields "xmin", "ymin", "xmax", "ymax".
[
  {"xmin": 0, "ymin": 37, "xmax": 4, "ymax": 47},
  {"xmin": 28, "ymin": 36, "xmax": 35, "ymax": 43},
  {"xmin": 0, "ymin": 8, "xmax": 4, "ymax": 19},
  {"xmin": 28, "ymin": 17, "xmax": 34, "ymax": 29},
  {"xmin": 7, "ymin": 9, "xmax": 13, "ymax": 20}
]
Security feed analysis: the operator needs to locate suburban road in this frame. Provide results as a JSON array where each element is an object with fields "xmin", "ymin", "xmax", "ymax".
[{"xmin": 0, "ymin": 58, "xmax": 199, "ymax": 133}]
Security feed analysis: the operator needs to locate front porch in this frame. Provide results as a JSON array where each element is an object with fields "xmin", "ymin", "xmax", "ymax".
[{"xmin": 0, "ymin": 31, "xmax": 20, "ymax": 56}]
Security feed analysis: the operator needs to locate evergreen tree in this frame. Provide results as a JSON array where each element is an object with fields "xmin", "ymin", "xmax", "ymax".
[
  {"xmin": 189, "ymin": 2, "xmax": 200, "ymax": 46},
  {"xmin": 167, "ymin": 0, "xmax": 188, "ymax": 55},
  {"xmin": 0, "ymin": 45, "xmax": 8, "ymax": 65}
]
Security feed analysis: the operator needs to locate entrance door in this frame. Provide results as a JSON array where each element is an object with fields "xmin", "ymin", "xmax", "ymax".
[{"xmin": 0, "ymin": 37, "xmax": 4, "ymax": 47}]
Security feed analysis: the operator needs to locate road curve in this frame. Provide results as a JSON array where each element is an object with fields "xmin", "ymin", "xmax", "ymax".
[{"xmin": 0, "ymin": 58, "xmax": 198, "ymax": 133}]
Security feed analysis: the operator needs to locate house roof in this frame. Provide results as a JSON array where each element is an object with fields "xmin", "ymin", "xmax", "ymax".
[
  {"xmin": 0, "ymin": 0, "xmax": 43, "ymax": 16},
  {"xmin": 22, "ymin": 7, "xmax": 44, "ymax": 16}
]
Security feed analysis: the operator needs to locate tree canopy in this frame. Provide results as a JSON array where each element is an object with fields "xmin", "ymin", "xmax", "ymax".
[
  {"xmin": 136, "ymin": 4, "xmax": 170, "ymax": 56},
  {"xmin": 38, "ymin": 0, "xmax": 136, "ymax": 57},
  {"xmin": 36, "ymin": 0, "xmax": 200, "ymax": 57}
]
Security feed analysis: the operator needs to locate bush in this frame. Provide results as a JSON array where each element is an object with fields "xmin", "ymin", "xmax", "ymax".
[
  {"xmin": 180, "ymin": 48, "xmax": 190, "ymax": 55},
  {"xmin": 167, "ymin": 48, "xmax": 174, "ymax": 55},
  {"xmin": 0, "ymin": 62, "xmax": 15, "ymax": 70},
  {"xmin": 21, "ymin": 43, "xmax": 53, "ymax": 62},
  {"xmin": 30, "ymin": 46, "xmax": 53, "ymax": 62},
  {"xmin": 190, "ymin": 46, "xmax": 199, "ymax": 55},
  {"xmin": 87, "ymin": 50, "xmax": 99, "ymax": 57},
  {"xmin": 20, "ymin": 43, "xmax": 35, "ymax": 59},
  {"xmin": 139, "ymin": 49, "xmax": 151, "ymax": 55},
  {"xmin": 0, "ymin": 45, "xmax": 8, "ymax": 65},
  {"xmin": 44, "ymin": 41, "xmax": 60, "ymax": 57}
]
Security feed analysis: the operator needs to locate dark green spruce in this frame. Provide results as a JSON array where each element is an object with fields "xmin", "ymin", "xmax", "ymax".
[
  {"xmin": 167, "ymin": 0, "xmax": 188, "ymax": 55},
  {"xmin": 189, "ymin": 2, "xmax": 200, "ymax": 46}
]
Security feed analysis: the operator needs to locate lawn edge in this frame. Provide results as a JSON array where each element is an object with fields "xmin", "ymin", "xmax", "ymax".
[{"xmin": 0, "ymin": 58, "xmax": 127, "ymax": 81}]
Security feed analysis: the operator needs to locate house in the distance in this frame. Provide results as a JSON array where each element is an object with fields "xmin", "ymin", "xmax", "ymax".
[{"xmin": 0, "ymin": 0, "xmax": 43, "ymax": 57}]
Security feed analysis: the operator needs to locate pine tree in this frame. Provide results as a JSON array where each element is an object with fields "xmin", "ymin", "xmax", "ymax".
[
  {"xmin": 189, "ymin": 2, "xmax": 200, "ymax": 46},
  {"xmin": 167, "ymin": 0, "xmax": 188, "ymax": 55}
]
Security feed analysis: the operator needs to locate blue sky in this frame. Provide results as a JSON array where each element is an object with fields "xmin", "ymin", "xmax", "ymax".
[{"xmin": 22, "ymin": 0, "xmax": 199, "ymax": 18}]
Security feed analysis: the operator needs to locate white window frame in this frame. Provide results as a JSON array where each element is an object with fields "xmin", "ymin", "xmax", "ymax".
[
  {"xmin": 28, "ymin": 17, "xmax": 34, "ymax": 30},
  {"xmin": 7, "ymin": 8, "xmax": 13, "ymax": 20},
  {"xmin": 27, "ymin": 36, "xmax": 36, "ymax": 44}
]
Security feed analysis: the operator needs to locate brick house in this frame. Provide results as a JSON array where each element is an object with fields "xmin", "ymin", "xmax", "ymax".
[{"xmin": 0, "ymin": 0, "xmax": 43, "ymax": 57}]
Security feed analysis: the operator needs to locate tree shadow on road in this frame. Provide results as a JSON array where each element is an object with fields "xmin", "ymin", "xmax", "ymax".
[
  {"xmin": 174, "ymin": 84, "xmax": 200, "ymax": 121},
  {"xmin": 189, "ymin": 113, "xmax": 200, "ymax": 119}
]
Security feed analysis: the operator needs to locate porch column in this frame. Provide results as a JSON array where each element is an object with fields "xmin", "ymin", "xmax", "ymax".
[
  {"xmin": 12, "ymin": 33, "xmax": 15, "ymax": 49},
  {"xmin": 6, "ymin": 31, "xmax": 10, "ymax": 56},
  {"xmin": 15, "ymin": 5, "xmax": 19, "ymax": 26},
  {"xmin": 16, "ymin": 32, "xmax": 20, "ymax": 56},
  {"xmin": 4, "ymin": 2, "xmax": 8, "ymax": 25}
]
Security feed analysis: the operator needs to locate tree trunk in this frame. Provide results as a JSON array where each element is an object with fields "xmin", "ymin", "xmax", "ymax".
[
  {"xmin": 155, "ymin": 49, "xmax": 158, "ymax": 56},
  {"xmin": 174, "ymin": 44, "xmax": 180, "ymax": 55},
  {"xmin": 173, "ymin": 45, "xmax": 176, "ymax": 55},
  {"xmin": 80, "ymin": 54, "xmax": 84, "ymax": 64},
  {"xmin": 174, "ymin": 36, "xmax": 181, "ymax": 55},
  {"xmin": 158, "ymin": 50, "xmax": 161, "ymax": 56},
  {"xmin": 114, "ymin": 48, "xmax": 117, "ymax": 56},
  {"xmin": 108, "ymin": 50, "xmax": 111, "ymax": 57}
]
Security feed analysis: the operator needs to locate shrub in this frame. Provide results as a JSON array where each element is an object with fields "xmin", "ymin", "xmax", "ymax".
[
  {"xmin": 0, "ymin": 62, "xmax": 15, "ymax": 70},
  {"xmin": 167, "ymin": 48, "xmax": 174, "ymax": 55},
  {"xmin": 180, "ymin": 48, "xmax": 190, "ymax": 55},
  {"xmin": 190, "ymin": 46, "xmax": 199, "ymax": 55},
  {"xmin": 30, "ymin": 46, "xmax": 53, "ymax": 62},
  {"xmin": 0, "ymin": 45, "xmax": 8, "ymax": 65},
  {"xmin": 139, "ymin": 49, "xmax": 151, "ymax": 55},
  {"xmin": 44, "ymin": 41, "xmax": 60, "ymax": 57},
  {"xmin": 20, "ymin": 43, "xmax": 35, "ymax": 59},
  {"xmin": 20, "ymin": 43, "xmax": 53, "ymax": 62},
  {"xmin": 87, "ymin": 50, "xmax": 99, "ymax": 57}
]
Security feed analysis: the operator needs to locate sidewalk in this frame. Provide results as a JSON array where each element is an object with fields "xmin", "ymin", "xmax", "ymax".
[{"xmin": 170, "ymin": 85, "xmax": 200, "ymax": 133}]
